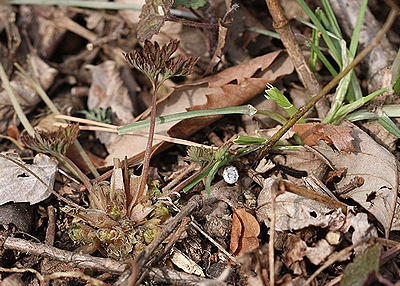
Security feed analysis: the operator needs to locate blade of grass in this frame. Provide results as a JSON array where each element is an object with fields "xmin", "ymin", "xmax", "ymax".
[
  {"xmin": 378, "ymin": 111, "xmax": 400, "ymax": 138},
  {"xmin": 294, "ymin": 17, "xmax": 342, "ymax": 41},
  {"xmin": 348, "ymin": 0, "xmax": 369, "ymax": 56},
  {"xmin": 0, "ymin": 62, "xmax": 35, "ymax": 136},
  {"xmin": 321, "ymin": 0, "xmax": 342, "ymax": 38},
  {"xmin": 117, "ymin": 105, "xmax": 258, "ymax": 135},
  {"xmin": 5, "ymin": 0, "xmax": 196, "ymax": 19},
  {"xmin": 308, "ymin": 39, "xmax": 338, "ymax": 77},
  {"xmin": 297, "ymin": 0, "xmax": 341, "ymax": 66},
  {"xmin": 264, "ymin": 84, "xmax": 306, "ymax": 123},
  {"xmin": 332, "ymin": 88, "xmax": 387, "ymax": 123}
]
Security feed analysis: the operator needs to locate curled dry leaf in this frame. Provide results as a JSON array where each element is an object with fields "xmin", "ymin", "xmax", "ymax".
[
  {"xmin": 293, "ymin": 123, "xmax": 356, "ymax": 152},
  {"xmin": 230, "ymin": 208, "xmax": 260, "ymax": 257},
  {"xmin": 312, "ymin": 122, "xmax": 398, "ymax": 237}
]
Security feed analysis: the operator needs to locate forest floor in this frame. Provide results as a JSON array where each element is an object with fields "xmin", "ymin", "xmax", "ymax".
[{"xmin": 1, "ymin": 0, "xmax": 400, "ymax": 285}]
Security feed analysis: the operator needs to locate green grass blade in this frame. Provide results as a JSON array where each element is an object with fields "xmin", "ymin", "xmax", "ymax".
[
  {"xmin": 392, "ymin": 48, "xmax": 400, "ymax": 93},
  {"xmin": 332, "ymin": 88, "xmax": 387, "ymax": 123},
  {"xmin": 264, "ymin": 85, "xmax": 306, "ymax": 123},
  {"xmin": 321, "ymin": 0, "xmax": 342, "ymax": 38},
  {"xmin": 308, "ymin": 39, "xmax": 338, "ymax": 76},
  {"xmin": 378, "ymin": 111, "xmax": 400, "ymax": 138},
  {"xmin": 118, "ymin": 105, "xmax": 258, "ymax": 134},
  {"xmin": 345, "ymin": 109, "xmax": 379, "ymax": 122},
  {"xmin": 255, "ymin": 110, "xmax": 288, "ymax": 125},
  {"xmin": 348, "ymin": 0, "xmax": 368, "ymax": 56},
  {"xmin": 0, "ymin": 62, "xmax": 35, "ymax": 136},
  {"xmin": 297, "ymin": 0, "xmax": 341, "ymax": 65}
]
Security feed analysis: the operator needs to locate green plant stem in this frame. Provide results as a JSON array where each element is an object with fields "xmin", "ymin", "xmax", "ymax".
[
  {"xmin": 117, "ymin": 105, "xmax": 258, "ymax": 134},
  {"xmin": 0, "ymin": 61, "xmax": 35, "ymax": 136},
  {"xmin": 256, "ymin": 7, "xmax": 399, "ymax": 161},
  {"xmin": 59, "ymin": 153, "xmax": 103, "ymax": 209}
]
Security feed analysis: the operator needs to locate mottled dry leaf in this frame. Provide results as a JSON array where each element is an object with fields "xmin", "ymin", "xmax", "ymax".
[
  {"xmin": 257, "ymin": 178, "xmax": 346, "ymax": 231},
  {"xmin": 312, "ymin": 122, "xmax": 398, "ymax": 236},
  {"xmin": 304, "ymin": 239, "xmax": 334, "ymax": 265},
  {"xmin": 137, "ymin": 0, "xmax": 173, "ymax": 41},
  {"xmin": 230, "ymin": 208, "xmax": 260, "ymax": 257},
  {"xmin": 283, "ymin": 234, "xmax": 307, "ymax": 274},
  {"xmin": 293, "ymin": 123, "xmax": 356, "ymax": 152},
  {"xmin": 0, "ymin": 152, "xmax": 58, "ymax": 205}
]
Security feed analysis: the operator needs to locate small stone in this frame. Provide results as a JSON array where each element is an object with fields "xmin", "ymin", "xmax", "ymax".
[{"xmin": 222, "ymin": 166, "xmax": 239, "ymax": 184}]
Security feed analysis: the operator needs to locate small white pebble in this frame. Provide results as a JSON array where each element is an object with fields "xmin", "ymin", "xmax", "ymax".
[
  {"xmin": 223, "ymin": 166, "xmax": 239, "ymax": 184},
  {"xmin": 326, "ymin": 231, "xmax": 342, "ymax": 246}
]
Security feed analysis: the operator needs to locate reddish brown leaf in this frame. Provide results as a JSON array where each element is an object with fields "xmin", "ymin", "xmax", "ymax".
[
  {"xmin": 230, "ymin": 208, "xmax": 260, "ymax": 257},
  {"xmin": 293, "ymin": 123, "xmax": 356, "ymax": 152}
]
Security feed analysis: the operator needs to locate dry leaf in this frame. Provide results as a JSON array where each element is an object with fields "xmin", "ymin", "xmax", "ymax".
[
  {"xmin": 169, "ymin": 247, "xmax": 205, "ymax": 277},
  {"xmin": 304, "ymin": 239, "xmax": 334, "ymax": 265},
  {"xmin": 312, "ymin": 122, "xmax": 398, "ymax": 236},
  {"xmin": 137, "ymin": 0, "xmax": 173, "ymax": 41},
  {"xmin": 293, "ymin": 123, "xmax": 356, "ymax": 152},
  {"xmin": 0, "ymin": 152, "xmax": 58, "ymax": 205},
  {"xmin": 283, "ymin": 234, "xmax": 307, "ymax": 274},
  {"xmin": 257, "ymin": 177, "xmax": 346, "ymax": 231},
  {"xmin": 230, "ymin": 208, "xmax": 260, "ymax": 257},
  {"xmin": 87, "ymin": 60, "xmax": 135, "ymax": 147}
]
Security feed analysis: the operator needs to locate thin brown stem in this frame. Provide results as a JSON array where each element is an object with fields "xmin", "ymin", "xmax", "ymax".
[
  {"xmin": 166, "ymin": 13, "xmax": 218, "ymax": 29},
  {"xmin": 265, "ymin": 0, "xmax": 330, "ymax": 118},
  {"xmin": 137, "ymin": 80, "xmax": 159, "ymax": 200}
]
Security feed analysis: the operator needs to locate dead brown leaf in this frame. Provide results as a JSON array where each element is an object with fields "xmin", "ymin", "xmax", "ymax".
[
  {"xmin": 293, "ymin": 122, "xmax": 356, "ymax": 152},
  {"xmin": 230, "ymin": 208, "xmax": 260, "ymax": 257},
  {"xmin": 312, "ymin": 122, "xmax": 398, "ymax": 236}
]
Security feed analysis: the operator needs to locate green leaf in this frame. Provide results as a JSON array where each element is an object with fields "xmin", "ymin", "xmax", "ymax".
[
  {"xmin": 264, "ymin": 84, "xmax": 306, "ymax": 123},
  {"xmin": 341, "ymin": 244, "xmax": 381, "ymax": 286},
  {"xmin": 378, "ymin": 111, "xmax": 400, "ymax": 138},
  {"xmin": 173, "ymin": 0, "xmax": 207, "ymax": 9}
]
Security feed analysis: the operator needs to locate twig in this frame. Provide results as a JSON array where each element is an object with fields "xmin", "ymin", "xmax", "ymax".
[
  {"xmin": 265, "ymin": 0, "xmax": 330, "ymax": 118},
  {"xmin": 268, "ymin": 179, "xmax": 279, "ymax": 286},
  {"xmin": 2, "ymin": 236, "xmax": 127, "ymax": 273},
  {"xmin": 279, "ymin": 180, "xmax": 348, "ymax": 212},
  {"xmin": 256, "ymin": 6, "xmax": 399, "ymax": 160}
]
